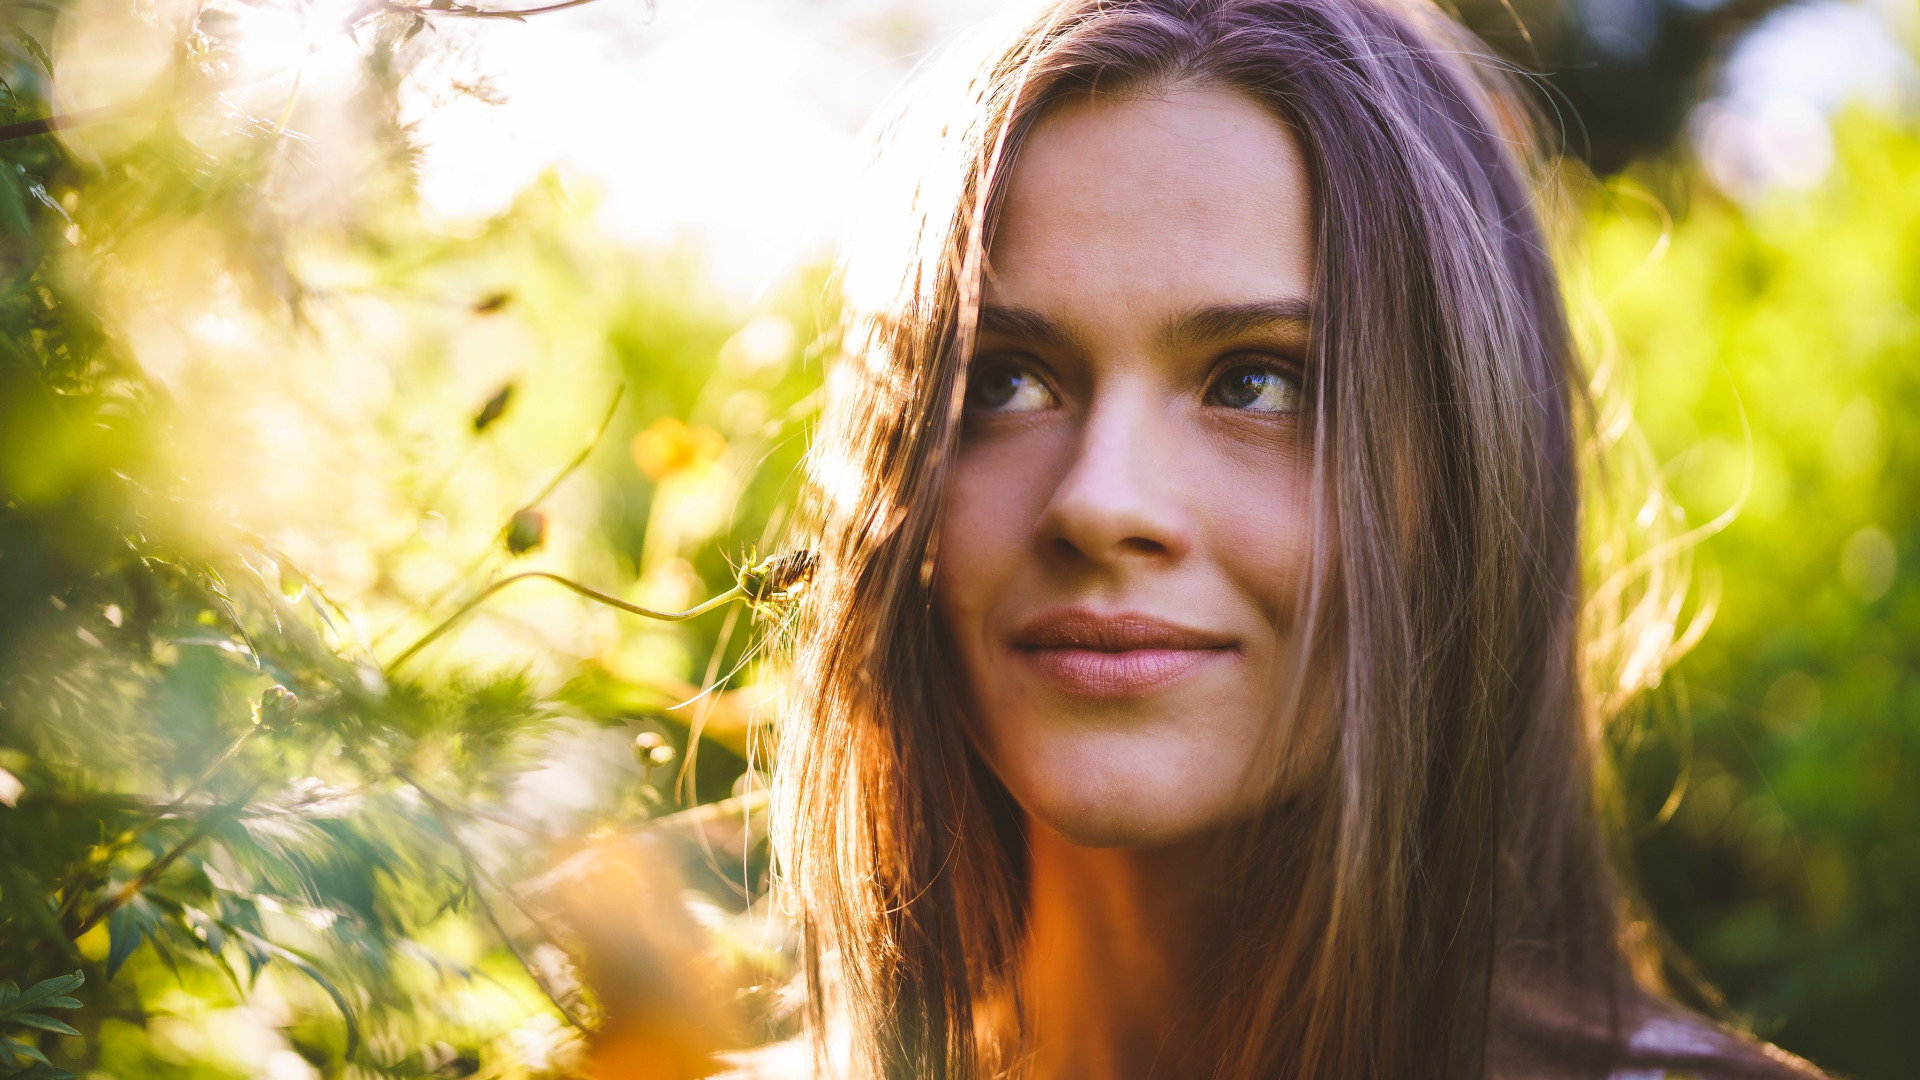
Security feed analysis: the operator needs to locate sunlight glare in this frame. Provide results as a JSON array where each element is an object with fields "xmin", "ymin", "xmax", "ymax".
[
  {"xmin": 219, "ymin": 0, "xmax": 365, "ymax": 80},
  {"xmin": 404, "ymin": 0, "xmax": 1010, "ymax": 297}
]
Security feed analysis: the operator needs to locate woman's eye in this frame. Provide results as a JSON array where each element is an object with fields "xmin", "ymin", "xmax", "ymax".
[
  {"xmin": 966, "ymin": 360, "xmax": 1055, "ymax": 414},
  {"xmin": 1207, "ymin": 363, "xmax": 1300, "ymax": 414}
]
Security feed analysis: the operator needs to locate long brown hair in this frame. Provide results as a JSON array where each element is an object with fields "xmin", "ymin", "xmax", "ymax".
[{"xmin": 773, "ymin": 1, "xmax": 1820, "ymax": 1077}]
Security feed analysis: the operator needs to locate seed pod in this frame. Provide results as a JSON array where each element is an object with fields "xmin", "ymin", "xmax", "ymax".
[
  {"xmin": 633, "ymin": 731, "xmax": 675, "ymax": 769},
  {"xmin": 505, "ymin": 508, "xmax": 547, "ymax": 555}
]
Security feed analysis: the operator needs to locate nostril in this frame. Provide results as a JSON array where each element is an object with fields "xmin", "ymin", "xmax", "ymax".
[{"xmin": 1045, "ymin": 531, "xmax": 1172, "ymax": 564}]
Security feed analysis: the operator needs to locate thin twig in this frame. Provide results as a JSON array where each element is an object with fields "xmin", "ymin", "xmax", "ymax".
[
  {"xmin": 0, "ymin": 105, "xmax": 115, "ymax": 141},
  {"xmin": 429, "ymin": 0, "xmax": 610, "ymax": 17},
  {"xmin": 57, "ymin": 693, "xmax": 294, "ymax": 929},
  {"xmin": 676, "ymin": 601, "xmax": 741, "ymax": 805},
  {"xmin": 396, "ymin": 767, "xmax": 592, "ymax": 1033},
  {"xmin": 463, "ymin": 863, "xmax": 588, "ymax": 1030},
  {"xmin": 77, "ymin": 783, "xmax": 263, "ymax": 937},
  {"xmin": 521, "ymin": 385, "xmax": 626, "ymax": 511},
  {"xmin": 374, "ymin": 384, "xmax": 626, "ymax": 647},
  {"xmin": 645, "ymin": 788, "xmax": 769, "ymax": 834},
  {"xmin": 152, "ymin": 726, "xmax": 261, "ymax": 820},
  {"xmin": 0, "ymin": 0, "xmax": 647, "ymax": 142}
]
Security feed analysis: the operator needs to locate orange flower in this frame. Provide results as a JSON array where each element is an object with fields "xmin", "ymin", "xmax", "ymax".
[{"xmin": 631, "ymin": 416, "xmax": 726, "ymax": 481}]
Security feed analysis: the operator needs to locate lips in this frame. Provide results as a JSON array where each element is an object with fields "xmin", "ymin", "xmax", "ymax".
[{"xmin": 1009, "ymin": 609, "xmax": 1237, "ymax": 696}]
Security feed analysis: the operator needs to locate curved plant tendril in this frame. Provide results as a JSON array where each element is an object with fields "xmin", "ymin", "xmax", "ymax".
[{"xmin": 385, "ymin": 549, "xmax": 814, "ymax": 673}]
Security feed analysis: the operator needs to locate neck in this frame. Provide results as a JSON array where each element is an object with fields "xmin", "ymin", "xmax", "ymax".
[{"xmin": 1017, "ymin": 818, "xmax": 1230, "ymax": 1080}]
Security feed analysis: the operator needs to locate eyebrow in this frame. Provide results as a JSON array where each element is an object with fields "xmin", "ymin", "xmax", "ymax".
[
  {"xmin": 1161, "ymin": 299, "xmax": 1313, "ymax": 348},
  {"xmin": 976, "ymin": 304, "xmax": 1082, "ymax": 351},
  {"xmin": 974, "ymin": 298, "xmax": 1312, "ymax": 353}
]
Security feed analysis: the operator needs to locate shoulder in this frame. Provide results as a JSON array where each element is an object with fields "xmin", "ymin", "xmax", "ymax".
[
  {"xmin": 1494, "ymin": 983, "xmax": 1824, "ymax": 1080},
  {"xmin": 1616, "ymin": 1013, "xmax": 1824, "ymax": 1080}
]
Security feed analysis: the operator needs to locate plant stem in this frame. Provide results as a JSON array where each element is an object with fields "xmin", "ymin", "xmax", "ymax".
[{"xmin": 386, "ymin": 572, "xmax": 742, "ymax": 672}]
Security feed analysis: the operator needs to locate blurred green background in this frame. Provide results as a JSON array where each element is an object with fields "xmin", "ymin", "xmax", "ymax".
[
  {"xmin": 1597, "ymin": 106, "xmax": 1920, "ymax": 1074},
  {"xmin": 0, "ymin": 0, "xmax": 1913, "ymax": 1076}
]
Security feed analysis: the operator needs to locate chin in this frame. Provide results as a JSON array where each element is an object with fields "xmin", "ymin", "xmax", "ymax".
[
  {"xmin": 997, "ymin": 746, "xmax": 1246, "ymax": 849},
  {"xmin": 1027, "ymin": 804, "xmax": 1209, "ymax": 849}
]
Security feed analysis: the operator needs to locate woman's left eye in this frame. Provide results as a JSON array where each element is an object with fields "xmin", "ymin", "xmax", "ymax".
[{"xmin": 1206, "ymin": 362, "xmax": 1301, "ymax": 414}]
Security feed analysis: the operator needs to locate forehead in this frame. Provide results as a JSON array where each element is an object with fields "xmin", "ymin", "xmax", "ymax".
[{"xmin": 987, "ymin": 85, "xmax": 1315, "ymax": 314}]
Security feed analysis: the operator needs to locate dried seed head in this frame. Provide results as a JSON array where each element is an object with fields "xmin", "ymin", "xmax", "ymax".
[{"xmin": 739, "ymin": 549, "xmax": 816, "ymax": 604}]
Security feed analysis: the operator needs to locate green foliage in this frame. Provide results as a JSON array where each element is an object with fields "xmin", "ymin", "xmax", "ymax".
[
  {"xmin": 2, "ymin": 971, "xmax": 85, "ymax": 1079},
  {"xmin": 1594, "ymin": 110, "xmax": 1920, "ymax": 1077},
  {"xmin": 0, "ymin": 2, "xmax": 800, "ymax": 1077}
]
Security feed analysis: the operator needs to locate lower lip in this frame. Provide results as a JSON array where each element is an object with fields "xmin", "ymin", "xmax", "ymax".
[{"xmin": 1015, "ymin": 647, "xmax": 1233, "ymax": 696}]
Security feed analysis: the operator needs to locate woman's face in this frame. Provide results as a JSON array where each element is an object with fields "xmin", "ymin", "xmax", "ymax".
[{"xmin": 935, "ymin": 85, "xmax": 1328, "ymax": 848}]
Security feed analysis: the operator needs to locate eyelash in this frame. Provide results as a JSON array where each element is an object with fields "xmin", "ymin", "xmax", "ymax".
[
  {"xmin": 1203, "ymin": 355, "xmax": 1303, "ymax": 415},
  {"xmin": 964, "ymin": 356, "xmax": 1056, "ymax": 414},
  {"xmin": 962, "ymin": 353, "xmax": 1304, "ymax": 414}
]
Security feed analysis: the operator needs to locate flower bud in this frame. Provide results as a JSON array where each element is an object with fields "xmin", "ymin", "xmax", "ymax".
[
  {"xmin": 506, "ymin": 508, "xmax": 547, "ymax": 555},
  {"xmin": 254, "ymin": 685, "xmax": 299, "ymax": 731},
  {"xmin": 473, "ymin": 381, "xmax": 516, "ymax": 433}
]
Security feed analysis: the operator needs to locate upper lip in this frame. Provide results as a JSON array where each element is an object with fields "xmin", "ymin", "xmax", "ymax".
[{"xmin": 1010, "ymin": 609, "xmax": 1237, "ymax": 652}]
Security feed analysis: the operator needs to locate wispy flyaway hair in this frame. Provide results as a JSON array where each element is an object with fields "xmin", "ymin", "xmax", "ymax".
[{"xmin": 775, "ymin": 1, "xmax": 1821, "ymax": 1077}]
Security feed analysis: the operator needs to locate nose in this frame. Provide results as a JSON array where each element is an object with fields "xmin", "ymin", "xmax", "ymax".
[{"xmin": 1036, "ymin": 383, "xmax": 1193, "ymax": 567}]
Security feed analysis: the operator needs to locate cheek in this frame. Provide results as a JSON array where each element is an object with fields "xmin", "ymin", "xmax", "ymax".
[
  {"xmin": 1193, "ymin": 440, "xmax": 1314, "ymax": 621},
  {"xmin": 1187, "ymin": 447, "xmax": 1329, "ymax": 793},
  {"xmin": 1213, "ymin": 503, "xmax": 1310, "ymax": 619},
  {"xmin": 1219, "ymin": 456, "xmax": 1336, "ymax": 782},
  {"xmin": 932, "ymin": 430, "xmax": 1068, "ymax": 644}
]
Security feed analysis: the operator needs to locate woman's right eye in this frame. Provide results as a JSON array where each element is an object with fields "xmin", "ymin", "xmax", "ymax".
[{"xmin": 965, "ymin": 360, "xmax": 1056, "ymax": 414}]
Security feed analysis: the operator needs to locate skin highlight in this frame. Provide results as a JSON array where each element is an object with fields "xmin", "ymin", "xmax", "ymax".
[{"xmin": 932, "ymin": 85, "xmax": 1331, "ymax": 1077}]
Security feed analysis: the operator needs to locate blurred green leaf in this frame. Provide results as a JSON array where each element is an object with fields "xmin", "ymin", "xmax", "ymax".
[
  {"xmin": 0, "ymin": 972, "xmax": 80, "ymax": 1017},
  {"xmin": 6, "ymin": 1064, "xmax": 78, "ymax": 1080},
  {"xmin": 104, "ymin": 900, "xmax": 155, "ymax": 979},
  {"xmin": 0, "ymin": 1034, "xmax": 50, "ymax": 1067},
  {"xmin": 4, "ymin": 26, "xmax": 51, "ymax": 76},
  {"xmin": 2, "ymin": 1016, "xmax": 75, "ymax": 1038}
]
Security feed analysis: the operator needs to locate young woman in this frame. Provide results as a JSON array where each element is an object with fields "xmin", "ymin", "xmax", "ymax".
[{"xmin": 768, "ymin": 1, "xmax": 1826, "ymax": 1076}]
